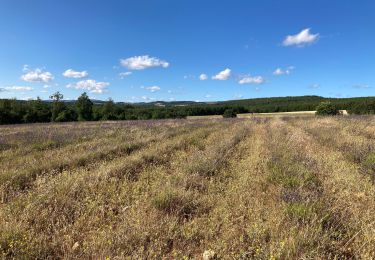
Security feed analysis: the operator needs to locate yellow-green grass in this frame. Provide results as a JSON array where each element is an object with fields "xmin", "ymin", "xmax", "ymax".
[{"xmin": 1, "ymin": 117, "xmax": 375, "ymax": 258}]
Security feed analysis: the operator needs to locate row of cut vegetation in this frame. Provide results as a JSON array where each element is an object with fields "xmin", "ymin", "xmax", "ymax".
[{"xmin": 1, "ymin": 117, "xmax": 375, "ymax": 258}]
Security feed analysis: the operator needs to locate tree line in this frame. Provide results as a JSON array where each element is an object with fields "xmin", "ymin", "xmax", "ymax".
[{"xmin": 1, "ymin": 93, "xmax": 375, "ymax": 124}]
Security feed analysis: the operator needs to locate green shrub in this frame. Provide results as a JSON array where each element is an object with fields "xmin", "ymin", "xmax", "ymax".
[
  {"xmin": 223, "ymin": 109, "xmax": 237, "ymax": 118},
  {"xmin": 315, "ymin": 102, "xmax": 339, "ymax": 116}
]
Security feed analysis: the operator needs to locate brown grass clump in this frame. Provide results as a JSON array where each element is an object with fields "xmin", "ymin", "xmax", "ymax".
[{"xmin": 1, "ymin": 117, "xmax": 375, "ymax": 258}]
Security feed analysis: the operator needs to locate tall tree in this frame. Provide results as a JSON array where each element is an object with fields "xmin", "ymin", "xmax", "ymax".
[
  {"xmin": 76, "ymin": 92, "xmax": 93, "ymax": 121},
  {"xmin": 49, "ymin": 91, "xmax": 66, "ymax": 122},
  {"xmin": 101, "ymin": 98, "xmax": 117, "ymax": 120}
]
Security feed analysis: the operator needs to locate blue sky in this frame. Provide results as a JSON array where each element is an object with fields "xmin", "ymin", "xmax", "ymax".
[{"xmin": 0, "ymin": 0, "xmax": 374, "ymax": 102}]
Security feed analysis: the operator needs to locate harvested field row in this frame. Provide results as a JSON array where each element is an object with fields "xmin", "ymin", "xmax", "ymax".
[{"xmin": 1, "ymin": 117, "xmax": 375, "ymax": 258}]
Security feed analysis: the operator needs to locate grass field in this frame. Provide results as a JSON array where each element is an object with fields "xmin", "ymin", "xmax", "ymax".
[{"xmin": 1, "ymin": 116, "xmax": 375, "ymax": 259}]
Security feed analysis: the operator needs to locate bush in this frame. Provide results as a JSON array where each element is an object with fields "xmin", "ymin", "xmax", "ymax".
[
  {"xmin": 223, "ymin": 109, "xmax": 237, "ymax": 118},
  {"xmin": 315, "ymin": 102, "xmax": 339, "ymax": 116}
]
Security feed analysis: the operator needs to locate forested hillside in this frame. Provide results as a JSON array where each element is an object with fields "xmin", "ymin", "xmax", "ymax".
[{"xmin": 1, "ymin": 94, "xmax": 375, "ymax": 124}]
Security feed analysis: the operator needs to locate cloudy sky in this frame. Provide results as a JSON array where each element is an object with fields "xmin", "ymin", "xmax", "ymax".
[{"xmin": 0, "ymin": 0, "xmax": 374, "ymax": 102}]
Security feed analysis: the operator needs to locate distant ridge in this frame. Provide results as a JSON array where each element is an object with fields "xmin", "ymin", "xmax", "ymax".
[{"xmin": 6, "ymin": 95, "xmax": 375, "ymax": 112}]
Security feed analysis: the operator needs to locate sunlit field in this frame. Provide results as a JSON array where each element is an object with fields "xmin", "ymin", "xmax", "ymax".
[{"xmin": 1, "ymin": 116, "xmax": 375, "ymax": 259}]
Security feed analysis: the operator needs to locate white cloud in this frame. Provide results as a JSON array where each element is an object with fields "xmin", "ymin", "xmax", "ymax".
[
  {"xmin": 120, "ymin": 55, "xmax": 169, "ymax": 70},
  {"xmin": 63, "ymin": 69, "xmax": 88, "ymax": 78},
  {"xmin": 238, "ymin": 75, "xmax": 264, "ymax": 85},
  {"xmin": 199, "ymin": 74, "xmax": 208, "ymax": 81},
  {"xmin": 212, "ymin": 68, "xmax": 231, "ymax": 80},
  {"xmin": 119, "ymin": 72, "xmax": 132, "ymax": 79},
  {"xmin": 4, "ymin": 86, "xmax": 33, "ymax": 91},
  {"xmin": 21, "ymin": 68, "xmax": 54, "ymax": 83},
  {"xmin": 145, "ymin": 86, "xmax": 161, "ymax": 92},
  {"xmin": 283, "ymin": 28, "xmax": 319, "ymax": 47},
  {"xmin": 204, "ymin": 94, "xmax": 212, "ymax": 98},
  {"xmin": 66, "ymin": 79, "xmax": 110, "ymax": 94},
  {"xmin": 273, "ymin": 66, "xmax": 294, "ymax": 75}
]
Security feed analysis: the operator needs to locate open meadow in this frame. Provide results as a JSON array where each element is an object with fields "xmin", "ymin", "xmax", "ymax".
[{"xmin": 1, "ymin": 116, "xmax": 375, "ymax": 259}]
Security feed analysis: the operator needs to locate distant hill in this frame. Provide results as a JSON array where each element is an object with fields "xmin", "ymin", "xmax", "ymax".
[{"xmin": 39, "ymin": 95, "xmax": 375, "ymax": 112}]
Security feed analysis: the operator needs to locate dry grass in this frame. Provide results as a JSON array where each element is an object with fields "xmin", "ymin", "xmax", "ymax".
[{"xmin": 1, "ymin": 117, "xmax": 375, "ymax": 258}]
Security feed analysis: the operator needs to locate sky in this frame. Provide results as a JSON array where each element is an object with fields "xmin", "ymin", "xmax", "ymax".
[{"xmin": 0, "ymin": 0, "xmax": 374, "ymax": 102}]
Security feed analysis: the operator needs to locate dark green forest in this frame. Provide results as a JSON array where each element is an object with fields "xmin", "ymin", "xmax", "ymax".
[{"xmin": 1, "ymin": 93, "xmax": 375, "ymax": 124}]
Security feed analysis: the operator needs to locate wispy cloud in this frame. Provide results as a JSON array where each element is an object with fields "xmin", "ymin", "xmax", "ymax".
[
  {"xmin": 120, "ymin": 55, "xmax": 169, "ymax": 70},
  {"xmin": 309, "ymin": 84, "xmax": 320, "ymax": 89},
  {"xmin": 353, "ymin": 84, "xmax": 371, "ymax": 89},
  {"xmin": 212, "ymin": 68, "xmax": 231, "ymax": 80},
  {"xmin": 183, "ymin": 75, "xmax": 195, "ymax": 79},
  {"xmin": 2, "ymin": 86, "xmax": 33, "ymax": 91},
  {"xmin": 283, "ymin": 28, "xmax": 319, "ymax": 47},
  {"xmin": 119, "ymin": 71, "xmax": 132, "ymax": 79},
  {"xmin": 22, "ymin": 64, "xmax": 29, "ymax": 72}
]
